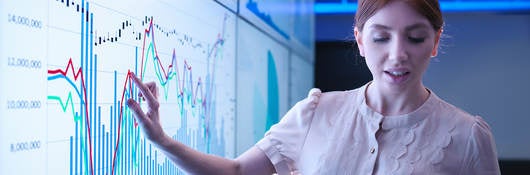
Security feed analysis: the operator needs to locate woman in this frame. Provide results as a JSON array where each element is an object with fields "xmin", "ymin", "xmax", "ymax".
[{"xmin": 126, "ymin": 0, "xmax": 501, "ymax": 174}]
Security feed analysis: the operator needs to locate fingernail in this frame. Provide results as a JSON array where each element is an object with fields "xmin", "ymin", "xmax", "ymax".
[{"xmin": 126, "ymin": 99, "xmax": 133, "ymax": 106}]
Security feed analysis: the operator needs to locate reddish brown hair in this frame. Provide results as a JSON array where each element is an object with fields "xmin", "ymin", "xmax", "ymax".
[{"xmin": 355, "ymin": 0, "xmax": 444, "ymax": 31}]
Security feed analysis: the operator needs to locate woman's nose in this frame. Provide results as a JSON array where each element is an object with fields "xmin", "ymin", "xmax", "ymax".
[{"xmin": 388, "ymin": 38, "xmax": 408, "ymax": 62}]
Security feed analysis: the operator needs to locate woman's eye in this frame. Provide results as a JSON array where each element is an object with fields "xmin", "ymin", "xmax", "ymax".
[
  {"xmin": 373, "ymin": 37, "xmax": 389, "ymax": 43},
  {"xmin": 408, "ymin": 37, "xmax": 425, "ymax": 43}
]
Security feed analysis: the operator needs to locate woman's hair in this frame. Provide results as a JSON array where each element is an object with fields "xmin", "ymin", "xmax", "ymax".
[{"xmin": 354, "ymin": 0, "xmax": 443, "ymax": 31}]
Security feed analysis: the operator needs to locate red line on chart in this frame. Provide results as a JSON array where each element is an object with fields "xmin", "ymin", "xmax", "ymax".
[{"xmin": 48, "ymin": 58, "xmax": 95, "ymax": 175}]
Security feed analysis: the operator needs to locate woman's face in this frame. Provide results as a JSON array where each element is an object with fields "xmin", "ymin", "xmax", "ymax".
[{"xmin": 355, "ymin": 0, "xmax": 441, "ymax": 91}]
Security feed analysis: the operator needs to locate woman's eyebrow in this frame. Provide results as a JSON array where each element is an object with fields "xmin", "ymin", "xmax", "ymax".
[
  {"xmin": 369, "ymin": 23, "xmax": 430, "ymax": 31},
  {"xmin": 369, "ymin": 24, "xmax": 392, "ymax": 30},
  {"xmin": 405, "ymin": 23, "xmax": 430, "ymax": 31}
]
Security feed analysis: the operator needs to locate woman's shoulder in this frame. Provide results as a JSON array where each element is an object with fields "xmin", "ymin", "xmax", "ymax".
[
  {"xmin": 316, "ymin": 87, "xmax": 364, "ymax": 108},
  {"xmin": 291, "ymin": 86, "xmax": 364, "ymax": 111},
  {"xmin": 429, "ymin": 94, "xmax": 499, "ymax": 174},
  {"xmin": 286, "ymin": 87, "xmax": 364, "ymax": 125},
  {"xmin": 430, "ymin": 93, "xmax": 478, "ymax": 124},
  {"xmin": 428, "ymin": 92, "xmax": 494, "ymax": 142}
]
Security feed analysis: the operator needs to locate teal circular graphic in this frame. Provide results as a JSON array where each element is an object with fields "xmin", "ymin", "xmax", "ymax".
[{"xmin": 252, "ymin": 50, "xmax": 279, "ymax": 142}]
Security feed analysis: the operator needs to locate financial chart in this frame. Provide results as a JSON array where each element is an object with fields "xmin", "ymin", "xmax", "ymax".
[
  {"xmin": 1, "ymin": 0, "xmax": 237, "ymax": 174},
  {"xmin": 1, "ymin": 0, "xmax": 315, "ymax": 174}
]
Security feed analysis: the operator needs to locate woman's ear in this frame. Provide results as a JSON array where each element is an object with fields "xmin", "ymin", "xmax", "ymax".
[
  {"xmin": 354, "ymin": 27, "xmax": 365, "ymax": 57},
  {"xmin": 431, "ymin": 29, "xmax": 442, "ymax": 57}
]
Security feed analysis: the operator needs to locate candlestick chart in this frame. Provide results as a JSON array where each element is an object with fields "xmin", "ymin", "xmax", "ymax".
[{"xmin": 1, "ymin": 0, "xmax": 236, "ymax": 174}]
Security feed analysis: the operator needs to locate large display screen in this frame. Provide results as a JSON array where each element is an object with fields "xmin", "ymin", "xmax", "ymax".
[
  {"xmin": 0, "ymin": 0, "xmax": 314, "ymax": 174},
  {"xmin": 315, "ymin": 0, "xmax": 530, "ymax": 13}
]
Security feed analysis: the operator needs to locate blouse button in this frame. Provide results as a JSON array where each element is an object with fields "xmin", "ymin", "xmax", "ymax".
[{"xmin": 370, "ymin": 147, "xmax": 376, "ymax": 154}]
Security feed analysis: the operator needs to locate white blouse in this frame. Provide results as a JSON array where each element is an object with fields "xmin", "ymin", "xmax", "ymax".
[{"xmin": 256, "ymin": 83, "xmax": 500, "ymax": 175}]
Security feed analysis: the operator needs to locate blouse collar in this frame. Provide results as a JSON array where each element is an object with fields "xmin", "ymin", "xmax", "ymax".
[{"xmin": 356, "ymin": 82, "xmax": 440, "ymax": 130}]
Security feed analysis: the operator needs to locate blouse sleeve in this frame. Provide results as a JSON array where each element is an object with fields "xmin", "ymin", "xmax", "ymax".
[
  {"xmin": 255, "ymin": 88, "xmax": 321, "ymax": 175},
  {"xmin": 460, "ymin": 116, "xmax": 501, "ymax": 175}
]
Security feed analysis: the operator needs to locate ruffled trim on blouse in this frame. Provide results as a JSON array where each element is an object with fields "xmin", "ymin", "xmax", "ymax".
[
  {"xmin": 256, "ymin": 88, "xmax": 321, "ymax": 175},
  {"xmin": 387, "ymin": 98, "xmax": 460, "ymax": 175}
]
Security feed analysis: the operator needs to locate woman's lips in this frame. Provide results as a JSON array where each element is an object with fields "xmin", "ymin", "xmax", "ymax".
[{"xmin": 384, "ymin": 69, "xmax": 410, "ymax": 83}]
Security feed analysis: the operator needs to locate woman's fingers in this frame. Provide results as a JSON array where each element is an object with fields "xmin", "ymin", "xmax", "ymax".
[
  {"xmin": 125, "ymin": 72, "xmax": 167, "ymax": 143},
  {"xmin": 126, "ymin": 98, "xmax": 147, "ymax": 124},
  {"xmin": 130, "ymin": 72, "xmax": 159, "ymax": 110},
  {"xmin": 145, "ymin": 82, "xmax": 158, "ymax": 99},
  {"xmin": 139, "ymin": 82, "xmax": 157, "ymax": 101}
]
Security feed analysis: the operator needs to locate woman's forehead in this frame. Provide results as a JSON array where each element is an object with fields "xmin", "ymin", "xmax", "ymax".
[{"xmin": 363, "ymin": 1, "xmax": 432, "ymax": 31}]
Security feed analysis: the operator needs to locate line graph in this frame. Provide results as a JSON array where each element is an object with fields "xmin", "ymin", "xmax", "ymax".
[
  {"xmin": 48, "ymin": 57, "xmax": 95, "ymax": 174},
  {"xmin": 53, "ymin": 4, "xmax": 232, "ymax": 175},
  {"xmin": 0, "ymin": 0, "xmax": 319, "ymax": 174},
  {"xmin": 0, "ymin": 0, "xmax": 236, "ymax": 175}
]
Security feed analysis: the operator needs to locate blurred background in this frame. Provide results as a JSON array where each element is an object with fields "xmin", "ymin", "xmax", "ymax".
[{"xmin": 315, "ymin": 0, "xmax": 530, "ymax": 174}]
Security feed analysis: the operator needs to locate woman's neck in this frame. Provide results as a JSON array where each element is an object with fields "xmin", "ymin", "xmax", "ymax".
[{"xmin": 365, "ymin": 81, "xmax": 430, "ymax": 116}]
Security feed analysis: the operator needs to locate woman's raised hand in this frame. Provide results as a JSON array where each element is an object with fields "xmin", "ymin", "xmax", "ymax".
[{"xmin": 126, "ymin": 72, "xmax": 169, "ymax": 145}]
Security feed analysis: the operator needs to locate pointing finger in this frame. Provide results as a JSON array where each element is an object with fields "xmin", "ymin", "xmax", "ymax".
[
  {"xmin": 130, "ymin": 72, "xmax": 159, "ymax": 109},
  {"xmin": 126, "ymin": 98, "xmax": 147, "ymax": 124},
  {"xmin": 145, "ymin": 82, "xmax": 158, "ymax": 99}
]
